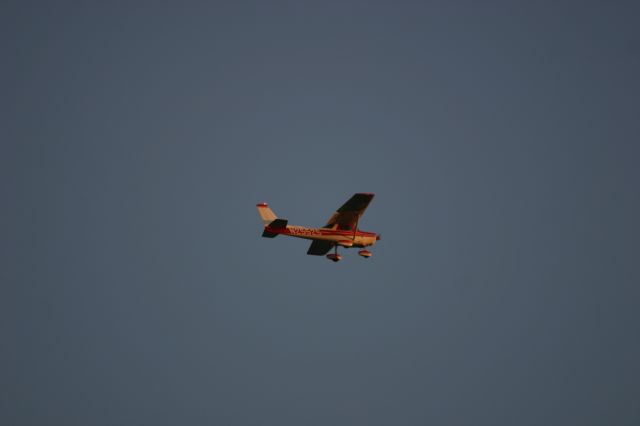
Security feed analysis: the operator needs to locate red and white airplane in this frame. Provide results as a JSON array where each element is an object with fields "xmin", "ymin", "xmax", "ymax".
[{"xmin": 257, "ymin": 193, "xmax": 380, "ymax": 262}]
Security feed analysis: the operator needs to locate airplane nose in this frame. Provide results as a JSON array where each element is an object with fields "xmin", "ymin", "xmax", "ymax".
[{"xmin": 376, "ymin": 234, "xmax": 381, "ymax": 241}]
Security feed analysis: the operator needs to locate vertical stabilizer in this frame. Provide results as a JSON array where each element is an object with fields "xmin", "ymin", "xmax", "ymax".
[{"xmin": 256, "ymin": 202, "xmax": 277, "ymax": 226}]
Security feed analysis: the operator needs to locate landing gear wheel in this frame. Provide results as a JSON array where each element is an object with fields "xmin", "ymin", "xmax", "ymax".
[
  {"xmin": 358, "ymin": 249, "xmax": 372, "ymax": 258},
  {"xmin": 326, "ymin": 245, "xmax": 342, "ymax": 262}
]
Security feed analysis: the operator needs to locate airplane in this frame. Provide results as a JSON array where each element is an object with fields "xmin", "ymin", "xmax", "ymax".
[{"xmin": 256, "ymin": 193, "xmax": 380, "ymax": 262}]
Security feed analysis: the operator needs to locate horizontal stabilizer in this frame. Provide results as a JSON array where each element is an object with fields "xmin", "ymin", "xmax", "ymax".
[
  {"xmin": 262, "ymin": 229, "xmax": 279, "ymax": 238},
  {"xmin": 262, "ymin": 218, "xmax": 288, "ymax": 238},
  {"xmin": 268, "ymin": 218, "xmax": 288, "ymax": 229}
]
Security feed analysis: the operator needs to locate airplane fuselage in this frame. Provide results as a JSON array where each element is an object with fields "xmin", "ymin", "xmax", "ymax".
[{"xmin": 265, "ymin": 224, "xmax": 378, "ymax": 248}]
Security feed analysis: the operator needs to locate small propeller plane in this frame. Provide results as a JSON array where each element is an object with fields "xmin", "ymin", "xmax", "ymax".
[{"xmin": 256, "ymin": 193, "xmax": 380, "ymax": 262}]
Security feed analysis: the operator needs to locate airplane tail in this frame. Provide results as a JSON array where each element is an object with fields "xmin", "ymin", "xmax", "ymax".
[
  {"xmin": 256, "ymin": 202, "xmax": 278, "ymax": 226},
  {"xmin": 257, "ymin": 202, "xmax": 288, "ymax": 238}
]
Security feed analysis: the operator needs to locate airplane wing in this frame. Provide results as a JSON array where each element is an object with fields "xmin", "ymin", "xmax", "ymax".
[
  {"xmin": 324, "ymin": 193, "xmax": 375, "ymax": 230},
  {"xmin": 307, "ymin": 240, "xmax": 335, "ymax": 255}
]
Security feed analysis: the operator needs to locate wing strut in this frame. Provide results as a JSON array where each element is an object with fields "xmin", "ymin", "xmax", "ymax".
[{"xmin": 352, "ymin": 215, "xmax": 360, "ymax": 241}]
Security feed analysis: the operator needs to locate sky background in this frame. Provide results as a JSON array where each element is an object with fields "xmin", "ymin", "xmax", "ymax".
[{"xmin": 3, "ymin": 1, "xmax": 640, "ymax": 425}]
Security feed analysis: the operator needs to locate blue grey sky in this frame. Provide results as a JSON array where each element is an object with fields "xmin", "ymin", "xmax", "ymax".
[{"xmin": 3, "ymin": 1, "xmax": 640, "ymax": 425}]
